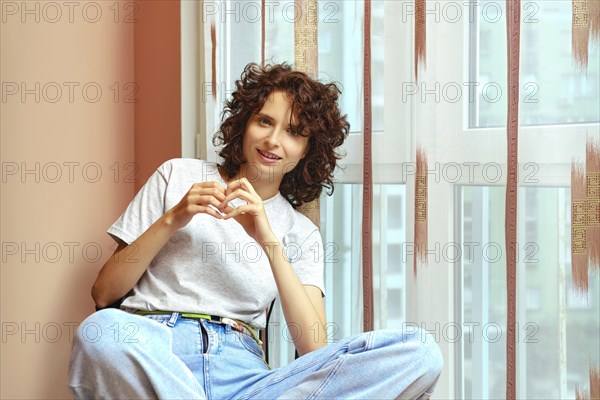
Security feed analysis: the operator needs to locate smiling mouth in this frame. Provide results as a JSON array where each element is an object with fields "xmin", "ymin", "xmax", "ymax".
[{"xmin": 257, "ymin": 149, "xmax": 282, "ymax": 160}]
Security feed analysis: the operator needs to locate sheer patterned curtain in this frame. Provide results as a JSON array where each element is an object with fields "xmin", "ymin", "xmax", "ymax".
[
  {"xmin": 199, "ymin": 0, "xmax": 600, "ymax": 398},
  {"xmin": 414, "ymin": 0, "xmax": 600, "ymax": 398}
]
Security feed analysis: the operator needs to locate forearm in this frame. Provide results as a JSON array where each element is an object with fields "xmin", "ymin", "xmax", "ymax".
[
  {"xmin": 92, "ymin": 214, "xmax": 178, "ymax": 308},
  {"xmin": 262, "ymin": 239, "xmax": 327, "ymax": 356}
]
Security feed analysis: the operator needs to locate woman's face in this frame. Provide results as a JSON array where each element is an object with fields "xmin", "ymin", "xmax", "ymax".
[{"xmin": 241, "ymin": 90, "xmax": 309, "ymax": 183}]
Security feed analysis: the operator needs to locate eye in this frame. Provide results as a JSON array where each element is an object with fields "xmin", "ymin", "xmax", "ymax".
[
  {"xmin": 287, "ymin": 126, "xmax": 302, "ymax": 136},
  {"xmin": 258, "ymin": 117, "xmax": 271, "ymax": 126},
  {"xmin": 287, "ymin": 129, "xmax": 300, "ymax": 136}
]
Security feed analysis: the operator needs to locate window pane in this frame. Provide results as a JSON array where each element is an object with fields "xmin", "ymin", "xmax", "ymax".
[
  {"xmin": 226, "ymin": 4, "xmax": 260, "ymax": 93},
  {"xmin": 459, "ymin": 186, "xmax": 600, "ymax": 398},
  {"xmin": 321, "ymin": 183, "xmax": 407, "ymax": 341},
  {"xmin": 319, "ymin": 0, "xmax": 384, "ymax": 133},
  {"xmin": 460, "ymin": 186, "xmax": 507, "ymax": 399},
  {"xmin": 470, "ymin": 0, "xmax": 600, "ymax": 127},
  {"xmin": 376, "ymin": 185, "xmax": 407, "ymax": 329},
  {"xmin": 267, "ymin": 183, "xmax": 406, "ymax": 368},
  {"xmin": 265, "ymin": 0, "xmax": 294, "ymax": 64}
]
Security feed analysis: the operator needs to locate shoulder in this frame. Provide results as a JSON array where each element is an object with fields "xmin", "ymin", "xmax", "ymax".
[
  {"xmin": 284, "ymin": 207, "xmax": 324, "ymax": 265},
  {"xmin": 290, "ymin": 208, "xmax": 319, "ymax": 236},
  {"xmin": 158, "ymin": 158, "xmax": 215, "ymax": 172},
  {"xmin": 156, "ymin": 158, "xmax": 220, "ymax": 182},
  {"xmin": 271, "ymin": 198, "xmax": 321, "ymax": 246}
]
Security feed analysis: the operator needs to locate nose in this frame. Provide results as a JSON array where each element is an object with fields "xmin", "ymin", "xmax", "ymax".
[{"xmin": 264, "ymin": 126, "xmax": 282, "ymax": 148}]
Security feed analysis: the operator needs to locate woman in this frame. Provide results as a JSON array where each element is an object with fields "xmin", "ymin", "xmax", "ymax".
[{"xmin": 68, "ymin": 63, "xmax": 443, "ymax": 399}]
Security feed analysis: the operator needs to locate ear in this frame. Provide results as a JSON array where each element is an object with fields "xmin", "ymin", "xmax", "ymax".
[
  {"xmin": 300, "ymin": 149, "xmax": 308, "ymax": 160},
  {"xmin": 301, "ymin": 142, "xmax": 310, "ymax": 159}
]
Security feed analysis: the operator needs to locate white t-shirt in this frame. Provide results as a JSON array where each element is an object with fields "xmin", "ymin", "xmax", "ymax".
[{"xmin": 107, "ymin": 158, "xmax": 325, "ymax": 329}]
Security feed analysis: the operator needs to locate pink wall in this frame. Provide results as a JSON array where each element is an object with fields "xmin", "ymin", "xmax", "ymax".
[{"xmin": 0, "ymin": 1, "xmax": 180, "ymax": 398}]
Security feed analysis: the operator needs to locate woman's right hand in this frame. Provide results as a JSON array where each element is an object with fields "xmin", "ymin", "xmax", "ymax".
[{"xmin": 164, "ymin": 181, "xmax": 227, "ymax": 230}]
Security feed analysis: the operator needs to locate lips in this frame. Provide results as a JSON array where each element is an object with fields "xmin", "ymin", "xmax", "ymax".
[{"xmin": 257, "ymin": 149, "xmax": 281, "ymax": 160}]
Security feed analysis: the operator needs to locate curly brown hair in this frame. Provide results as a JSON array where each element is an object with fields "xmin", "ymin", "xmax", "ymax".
[{"xmin": 212, "ymin": 62, "xmax": 350, "ymax": 208}]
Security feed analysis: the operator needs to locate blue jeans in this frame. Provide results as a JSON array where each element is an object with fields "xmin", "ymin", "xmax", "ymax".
[{"xmin": 68, "ymin": 309, "xmax": 443, "ymax": 399}]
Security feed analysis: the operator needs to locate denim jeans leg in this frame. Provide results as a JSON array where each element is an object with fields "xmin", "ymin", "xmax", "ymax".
[
  {"xmin": 67, "ymin": 309, "xmax": 206, "ymax": 399},
  {"xmin": 69, "ymin": 311, "xmax": 443, "ymax": 400},
  {"xmin": 239, "ymin": 327, "xmax": 443, "ymax": 400}
]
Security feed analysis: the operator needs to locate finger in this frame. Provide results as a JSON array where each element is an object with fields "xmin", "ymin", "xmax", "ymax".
[
  {"xmin": 199, "ymin": 195, "xmax": 227, "ymax": 209},
  {"xmin": 224, "ymin": 179, "xmax": 244, "ymax": 196},
  {"xmin": 222, "ymin": 188, "xmax": 252, "ymax": 203},
  {"xmin": 224, "ymin": 177, "xmax": 257, "ymax": 196},
  {"xmin": 194, "ymin": 181, "xmax": 226, "ymax": 192},
  {"xmin": 220, "ymin": 201, "xmax": 250, "ymax": 216},
  {"xmin": 195, "ymin": 205, "xmax": 223, "ymax": 219},
  {"xmin": 223, "ymin": 204, "xmax": 256, "ymax": 219},
  {"xmin": 198, "ymin": 187, "xmax": 226, "ymax": 202},
  {"xmin": 220, "ymin": 189, "xmax": 254, "ymax": 209},
  {"xmin": 239, "ymin": 178, "xmax": 258, "ymax": 197},
  {"xmin": 221, "ymin": 204, "xmax": 236, "ymax": 214},
  {"xmin": 188, "ymin": 193, "xmax": 225, "ymax": 210},
  {"xmin": 194, "ymin": 182, "xmax": 225, "ymax": 194}
]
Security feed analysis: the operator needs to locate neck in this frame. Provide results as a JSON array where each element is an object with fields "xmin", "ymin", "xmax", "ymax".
[{"xmin": 220, "ymin": 164, "xmax": 282, "ymax": 201}]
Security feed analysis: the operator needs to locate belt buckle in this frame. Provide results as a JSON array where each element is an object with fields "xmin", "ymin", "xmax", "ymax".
[
  {"xmin": 221, "ymin": 317, "xmax": 244, "ymax": 333},
  {"xmin": 209, "ymin": 315, "xmax": 222, "ymax": 323}
]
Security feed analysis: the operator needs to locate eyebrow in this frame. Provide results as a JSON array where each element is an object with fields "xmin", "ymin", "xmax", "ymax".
[{"xmin": 255, "ymin": 112, "xmax": 274, "ymax": 120}]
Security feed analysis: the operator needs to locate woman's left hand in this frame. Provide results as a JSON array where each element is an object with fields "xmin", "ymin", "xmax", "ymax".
[
  {"xmin": 220, "ymin": 179, "xmax": 328, "ymax": 356},
  {"xmin": 219, "ymin": 178, "xmax": 276, "ymax": 246}
]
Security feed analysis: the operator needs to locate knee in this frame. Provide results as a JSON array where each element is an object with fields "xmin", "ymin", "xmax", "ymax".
[
  {"xmin": 71, "ymin": 309, "xmax": 134, "ymax": 361},
  {"xmin": 377, "ymin": 328, "xmax": 443, "ymax": 382},
  {"xmin": 363, "ymin": 328, "xmax": 443, "ymax": 398},
  {"xmin": 399, "ymin": 327, "xmax": 444, "ymax": 383}
]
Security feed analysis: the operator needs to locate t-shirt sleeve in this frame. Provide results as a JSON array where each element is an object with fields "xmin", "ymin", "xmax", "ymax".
[
  {"xmin": 284, "ymin": 226, "xmax": 326, "ymax": 297},
  {"xmin": 106, "ymin": 161, "xmax": 170, "ymax": 245}
]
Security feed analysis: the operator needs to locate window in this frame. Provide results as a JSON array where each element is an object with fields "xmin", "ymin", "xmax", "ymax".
[
  {"xmin": 526, "ymin": 287, "xmax": 541, "ymax": 310},
  {"xmin": 192, "ymin": 1, "xmax": 600, "ymax": 397},
  {"xmin": 525, "ymin": 188, "xmax": 538, "ymax": 249},
  {"xmin": 456, "ymin": 2, "xmax": 600, "ymax": 395},
  {"xmin": 264, "ymin": 183, "xmax": 408, "ymax": 368},
  {"xmin": 470, "ymin": 0, "xmax": 600, "ymax": 128},
  {"xmin": 459, "ymin": 186, "xmax": 599, "ymax": 398}
]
